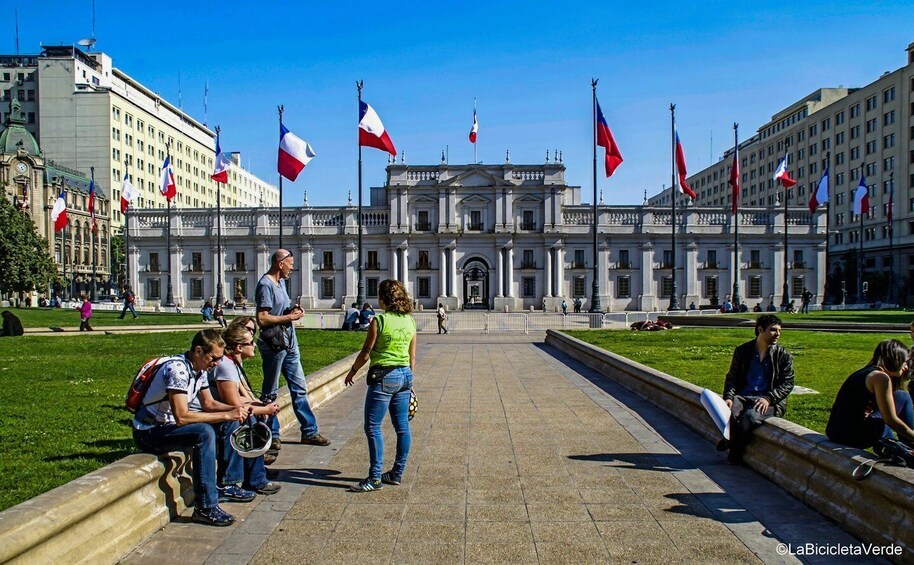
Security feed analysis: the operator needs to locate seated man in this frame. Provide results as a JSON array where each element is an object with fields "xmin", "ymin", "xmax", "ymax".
[
  {"xmin": 210, "ymin": 319, "xmax": 282, "ymax": 498},
  {"xmin": 344, "ymin": 302, "xmax": 360, "ymax": 331},
  {"xmin": 131, "ymin": 329, "xmax": 251, "ymax": 526},
  {"xmin": 720, "ymin": 314, "xmax": 795, "ymax": 463}
]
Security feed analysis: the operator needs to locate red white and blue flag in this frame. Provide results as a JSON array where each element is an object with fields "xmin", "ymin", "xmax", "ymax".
[
  {"xmin": 675, "ymin": 131, "xmax": 696, "ymax": 199},
  {"xmin": 211, "ymin": 138, "xmax": 231, "ymax": 184},
  {"xmin": 773, "ymin": 155, "xmax": 797, "ymax": 187},
  {"xmin": 595, "ymin": 99, "xmax": 623, "ymax": 177},
  {"xmin": 469, "ymin": 109, "xmax": 478, "ymax": 144},
  {"xmin": 88, "ymin": 179, "xmax": 97, "ymax": 231},
  {"xmin": 51, "ymin": 191, "xmax": 67, "ymax": 232},
  {"xmin": 160, "ymin": 155, "xmax": 177, "ymax": 202},
  {"xmin": 277, "ymin": 124, "xmax": 315, "ymax": 182},
  {"xmin": 121, "ymin": 176, "xmax": 139, "ymax": 214},
  {"xmin": 729, "ymin": 149, "xmax": 740, "ymax": 214},
  {"xmin": 809, "ymin": 167, "xmax": 829, "ymax": 212},
  {"xmin": 853, "ymin": 170, "xmax": 870, "ymax": 216},
  {"xmin": 359, "ymin": 100, "xmax": 397, "ymax": 156}
]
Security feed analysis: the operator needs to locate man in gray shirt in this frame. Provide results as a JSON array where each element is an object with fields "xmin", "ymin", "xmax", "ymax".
[{"xmin": 256, "ymin": 249, "xmax": 330, "ymax": 464}]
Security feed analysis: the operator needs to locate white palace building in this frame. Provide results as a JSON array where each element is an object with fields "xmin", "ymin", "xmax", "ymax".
[{"xmin": 127, "ymin": 160, "xmax": 826, "ymax": 312}]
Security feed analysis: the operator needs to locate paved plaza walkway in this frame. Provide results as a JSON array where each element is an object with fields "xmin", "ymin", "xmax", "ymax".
[{"xmin": 123, "ymin": 334, "xmax": 874, "ymax": 564}]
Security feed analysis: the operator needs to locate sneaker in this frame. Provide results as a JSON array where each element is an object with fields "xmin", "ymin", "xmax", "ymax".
[
  {"xmin": 349, "ymin": 478, "xmax": 383, "ymax": 492},
  {"xmin": 381, "ymin": 472, "xmax": 401, "ymax": 485},
  {"xmin": 716, "ymin": 438, "xmax": 730, "ymax": 452},
  {"xmin": 271, "ymin": 438, "xmax": 282, "ymax": 451},
  {"xmin": 263, "ymin": 449, "xmax": 278, "ymax": 465},
  {"xmin": 301, "ymin": 433, "xmax": 331, "ymax": 446},
  {"xmin": 192, "ymin": 505, "xmax": 236, "ymax": 527},
  {"xmin": 218, "ymin": 485, "xmax": 256, "ymax": 503},
  {"xmin": 248, "ymin": 481, "xmax": 282, "ymax": 495}
]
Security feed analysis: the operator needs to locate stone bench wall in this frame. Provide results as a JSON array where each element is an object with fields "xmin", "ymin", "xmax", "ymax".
[
  {"xmin": 0, "ymin": 353, "xmax": 363, "ymax": 564},
  {"xmin": 545, "ymin": 330, "xmax": 914, "ymax": 564}
]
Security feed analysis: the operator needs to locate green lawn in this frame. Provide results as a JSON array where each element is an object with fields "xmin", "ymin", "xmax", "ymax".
[
  {"xmin": 2, "ymin": 307, "xmax": 218, "ymax": 328},
  {"xmin": 0, "ymin": 330, "xmax": 366, "ymax": 512},
  {"xmin": 567, "ymin": 328, "xmax": 908, "ymax": 434},
  {"xmin": 707, "ymin": 309, "xmax": 914, "ymax": 325}
]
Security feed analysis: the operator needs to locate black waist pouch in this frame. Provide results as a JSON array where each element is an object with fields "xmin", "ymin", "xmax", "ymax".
[{"xmin": 367, "ymin": 366, "xmax": 397, "ymax": 385}]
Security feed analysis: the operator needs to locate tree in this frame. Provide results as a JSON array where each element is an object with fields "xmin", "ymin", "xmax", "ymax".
[
  {"xmin": 110, "ymin": 232, "xmax": 125, "ymax": 287},
  {"xmin": 0, "ymin": 194, "xmax": 59, "ymax": 296}
]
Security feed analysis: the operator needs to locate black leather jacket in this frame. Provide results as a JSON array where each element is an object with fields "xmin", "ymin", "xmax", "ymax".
[{"xmin": 723, "ymin": 339, "xmax": 795, "ymax": 416}]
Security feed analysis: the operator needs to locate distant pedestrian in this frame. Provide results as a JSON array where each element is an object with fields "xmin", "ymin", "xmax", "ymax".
[
  {"xmin": 436, "ymin": 303, "xmax": 448, "ymax": 334},
  {"xmin": 1, "ymin": 311, "xmax": 24, "ymax": 337},
  {"xmin": 345, "ymin": 279, "xmax": 417, "ymax": 492},
  {"xmin": 213, "ymin": 304, "xmax": 227, "ymax": 328},
  {"xmin": 119, "ymin": 285, "xmax": 138, "ymax": 319},
  {"xmin": 801, "ymin": 288, "xmax": 812, "ymax": 314},
  {"xmin": 77, "ymin": 295, "xmax": 93, "ymax": 331},
  {"xmin": 561, "ymin": 300, "xmax": 567, "ymax": 315},
  {"xmin": 573, "ymin": 297, "xmax": 582, "ymax": 313},
  {"xmin": 542, "ymin": 297, "xmax": 547, "ymax": 311}
]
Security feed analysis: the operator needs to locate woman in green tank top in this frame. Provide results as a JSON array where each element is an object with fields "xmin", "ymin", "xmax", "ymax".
[{"xmin": 344, "ymin": 279, "xmax": 417, "ymax": 492}]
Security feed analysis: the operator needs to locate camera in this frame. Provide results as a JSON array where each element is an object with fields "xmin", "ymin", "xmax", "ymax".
[{"xmin": 260, "ymin": 391, "xmax": 278, "ymax": 405}]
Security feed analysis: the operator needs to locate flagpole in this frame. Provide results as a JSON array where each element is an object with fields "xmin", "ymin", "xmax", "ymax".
[
  {"xmin": 277, "ymin": 106, "xmax": 284, "ymax": 251},
  {"xmin": 858, "ymin": 163, "xmax": 864, "ymax": 304},
  {"xmin": 164, "ymin": 143, "xmax": 175, "ymax": 308},
  {"xmin": 123, "ymin": 158, "xmax": 130, "ymax": 297},
  {"xmin": 215, "ymin": 126, "xmax": 224, "ymax": 307},
  {"xmin": 781, "ymin": 174, "xmax": 790, "ymax": 310},
  {"xmin": 589, "ymin": 78, "xmax": 602, "ymax": 313},
  {"xmin": 731, "ymin": 123, "xmax": 741, "ymax": 308},
  {"xmin": 823, "ymin": 152, "xmax": 831, "ymax": 306},
  {"xmin": 669, "ymin": 103, "xmax": 679, "ymax": 311},
  {"xmin": 62, "ymin": 182, "xmax": 68, "ymax": 301},
  {"xmin": 474, "ymin": 98, "xmax": 478, "ymax": 164},
  {"xmin": 356, "ymin": 80, "xmax": 365, "ymax": 306},
  {"xmin": 90, "ymin": 166, "xmax": 97, "ymax": 302},
  {"xmin": 888, "ymin": 171, "xmax": 894, "ymax": 305}
]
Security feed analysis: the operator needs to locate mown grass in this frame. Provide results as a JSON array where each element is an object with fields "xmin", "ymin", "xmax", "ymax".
[
  {"xmin": 709, "ymin": 309, "xmax": 913, "ymax": 325},
  {"xmin": 2, "ymin": 307, "xmax": 215, "ymax": 328},
  {"xmin": 0, "ymin": 330, "xmax": 365, "ymax": 512},
  {"xmin": 567, "ymin": 328, "xmax": 908, "ymax": 434}
]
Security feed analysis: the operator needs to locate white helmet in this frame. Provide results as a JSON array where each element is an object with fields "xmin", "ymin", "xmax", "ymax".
[{"xmin": 230, "ymin": 421, "xmax": 273, "ymax": 459}]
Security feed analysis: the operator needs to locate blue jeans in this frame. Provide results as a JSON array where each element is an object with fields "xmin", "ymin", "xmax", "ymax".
[
  {"xmin": 133, "ymin": 423, "xmax": 218, "ymax": 509},
  {"xmin": 364, "ymin": 367, "xmax": 413, "ymax": 481},
  {"xmin": 881, "ymin": 390, "xmax": 914, "ymax": 440},
  {"xmin": 119, "ymin": 302, "xmax": 137, "ymax": 318},
  {"xmin": 259, "ymin": 338, "xmax": 318, "ymax": 438},
  {"xmin": 216, "ymin": 418, "xmax": 268, "ymax": 489}
]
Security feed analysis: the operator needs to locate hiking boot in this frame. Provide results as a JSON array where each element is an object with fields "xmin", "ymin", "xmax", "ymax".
[
  {"xmin": 192, "ymin": 505, "xmax": 236, "ymax": 527},
  {"xmin": 249, "ymin": 481, "xmax": 282, "ymax": 495},
  {"xmin": 263, "ymin": 449, "xmax": 278, "ymax": 465},
  {"xmin": 218, "ymin": 485, "xmax": 256, "ymax": 503},
  {"xmin": 381, "ymin": 472, "xmax": 401, "ymax": 485},
  {"xmin": 349, "ymin": 478, "xmax": 383, "ymax": 492},
  {"xmin": 301, "ymin": 433, "xmax": 331, "ymax": 446}
]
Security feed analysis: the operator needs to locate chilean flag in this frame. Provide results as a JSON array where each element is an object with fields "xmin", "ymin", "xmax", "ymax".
[
  {"xmin": 278, "ymin": 124, "xmax": 315, "ymax": 182},
  {"xmin": 51, "ymin": 191, "xmax": 67, "ymax": 232},
  {"xmin": 160, "ymin": 155, "xmax": 177, "ymax": 201},
  {"xmin": 358, "ymin": 100, "xmax": 397, "ymax": 156},
  {"xmin": 853, "ymin": 171, "xmax": 869, "ymax": 216},
  {"xmin": 212, "ymin": 138, "xmax": 231, "ymax": 184},
  {"xmin": 469, "ymin": 109, "xmax": 478, "ymax": 144},
  {"xmin": 88, "ymin": 180, "xmax": 97, "ymax": 231},
  {"xmin": 595, "ymin": 99, "xmax": 623, "ymax": 177},
  {"xmin": 809, "ymin": 167, "xmax": 829, "ymax": 212},
  {"xmin": 674, "ymin": 131, "xmax": 696, "ymax": 199},
  {"xmin": 773, "ymin": 155, "xmax": 797, "ymax": 187},
  {"xmin": 728, "ymin": 150, "xmax": 740, "ymax": 214},
  {"xmin": 121, "ymin": 176, "xmax": 139, "ymax": 213}
]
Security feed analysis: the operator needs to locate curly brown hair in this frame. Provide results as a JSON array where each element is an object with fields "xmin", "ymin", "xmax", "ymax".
[{"xmin": 378, "ymin": 279, "xmax": 412, "ymax": 314}]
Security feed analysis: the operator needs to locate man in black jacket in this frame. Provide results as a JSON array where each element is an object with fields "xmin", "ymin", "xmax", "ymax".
[{"xmin": 720, "ymin": 314, "xmax": 794, "ymax": 463}]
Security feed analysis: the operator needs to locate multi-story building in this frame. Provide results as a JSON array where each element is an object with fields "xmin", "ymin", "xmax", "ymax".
[
  {"xmin": 0, "ymin": 97, "xmax": 111, "ymax": 298},
  {"xmin": 126, "ymin": 161, "xmax": 825, "ymax": 311},
  {"xmin": 651, "ymin": 40, "xmax": 914, "ymax": 305},
  {"xmin": 0, "ymin": 46, "xmax": 278, "ymax": 228}
]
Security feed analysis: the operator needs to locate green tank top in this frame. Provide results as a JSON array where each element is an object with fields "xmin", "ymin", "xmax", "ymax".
[{"xmin": 370, "ymin": 312, "xmax": 416, "ymax": 367}]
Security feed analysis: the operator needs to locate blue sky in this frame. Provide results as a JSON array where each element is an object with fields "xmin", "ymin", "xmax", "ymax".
[{"xmin": 8, "ymin": 1, "xmax": 914, "ymax": 206}]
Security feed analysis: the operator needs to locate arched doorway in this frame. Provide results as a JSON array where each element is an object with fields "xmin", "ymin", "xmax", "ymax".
[{"xmin": 462, "ymin": 258, "xmax": 489, "ymax": 310}]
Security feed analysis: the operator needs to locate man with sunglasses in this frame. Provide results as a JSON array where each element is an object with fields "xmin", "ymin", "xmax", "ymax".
[
  {"xmin": 256, "ymin": 249, "xmax": 330, "ymax": 465},
  {"xmin": 131, "ymin": 329, "xmax": 251, "ymax": 527}
]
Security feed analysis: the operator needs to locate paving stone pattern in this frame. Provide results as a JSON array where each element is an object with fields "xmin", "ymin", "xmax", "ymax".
[{"xmin": 124, "ymin": 335, "xmax": 878, "ymax": 564}]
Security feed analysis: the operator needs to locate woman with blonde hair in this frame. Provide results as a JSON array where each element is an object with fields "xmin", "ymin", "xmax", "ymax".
[
  {"xmin": 827, "ymin": 339, "xmax": 914, "ymax": 448},
  {"xmin": 344, "ymin": 279, "xmax": 416, "ymax": 492}
]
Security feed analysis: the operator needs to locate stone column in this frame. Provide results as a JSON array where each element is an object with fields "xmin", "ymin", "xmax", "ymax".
[
  {"xmin": 685, "ymin": 241, "xmax": 699, "ymax": 307},
  {"xmin": 439, "ymin": 248, "xmax": 447, "ymax": 297},
  {"xmin": 545, "ymin": 247, "xmax": 553, "ymax": 297},
  {"xmin": 640, "ymin": 242, "xmax": 655, "ymax": 311},
  {"xmin": 301, "ymin": 244, "xmax": 313, "ymax": 308},
  {"xmin": 506, "ymin": 246, "xmax": 514, "ymax": 297},
  {"xmin": 556, "ymin": 246, "xmax": 565, "ymax": 297},
  {"xmin": 496, "ymin": 248, "xmax": 504, "ymax": 297},
  {"xmin": 449, "ymin": 246, "xmax": 457, "ymax": 297},
  {"xmin": 401, "ymin": 246, "xmax": 410, "ymax": 294},
  {"xmin": 390, "ymin": 247, "xmax": 398, "ymax": 281}
]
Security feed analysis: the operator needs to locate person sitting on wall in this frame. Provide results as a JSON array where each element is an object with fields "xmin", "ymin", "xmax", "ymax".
[
  {"xmin": 766, "ymin": 301, "xmax": 777, "ymax": 312},
  {"xmin": 753, "ymin": 303, "xmax": 762, "ymax": 313},
  {"xmin": 722, "ymin": 299, "xmax": 733, "ymax": 313},
  {"xmin": 359, "ymin": 303, "xmax": 375, "ymax": 330},
  {"xmin": 688, "ymin": 301, "xmax": 696, "ymax": 310},
  {"xmin": 719, "ymin": 314, "xmax": 795, "ymax": 464},
  {"xmin": 344, "ymin": 303, "xmax": 360, "ymax": 330},
  {"xmin": 201, "ymin": 301, "xmax": 215, "ymax": 322}
]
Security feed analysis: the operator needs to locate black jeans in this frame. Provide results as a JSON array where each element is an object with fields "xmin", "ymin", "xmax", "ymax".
[{"xmin": 728, "ymin": 395, "xmax": 775, "ymax": 462}]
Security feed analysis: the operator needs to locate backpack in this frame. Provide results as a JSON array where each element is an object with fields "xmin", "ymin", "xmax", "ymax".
[{"xmin": 125, "ymin": 356, "xmax": 179, "ymax": 413}]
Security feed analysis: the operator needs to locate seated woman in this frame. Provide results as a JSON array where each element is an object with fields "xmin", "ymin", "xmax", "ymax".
[
  {"xmin": 359, "ymin": 303, "xmax": 375, "ymax": 330},
  {"xmin": 826, "ymin": 339, "xmax": 914, "ymax": 449},
  {"xmin": 201, "ymin": 301, "xmax": 215, "ymax": 322}
]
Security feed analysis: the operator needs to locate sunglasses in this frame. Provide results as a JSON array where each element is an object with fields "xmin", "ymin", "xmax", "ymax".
[
  {"xmin": 278, "ymin": 252, "xmax": 293, "ymax": 263},
  {"xmin": 241, "ymin": 341, "xmax": 255, "ymax": 347}
]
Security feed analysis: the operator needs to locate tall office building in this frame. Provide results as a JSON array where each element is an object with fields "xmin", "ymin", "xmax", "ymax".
[{"xmin": 651, "ymin": 41, "xmax": 914, "ymax": 304}]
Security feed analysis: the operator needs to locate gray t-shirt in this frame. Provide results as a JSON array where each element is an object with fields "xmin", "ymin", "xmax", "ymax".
[
  {"xmin": 255, "ymin": 274, "xmax": 296, "ymax": 346},
  {"xmin": 132, "ymin": 355, "xmax": 208, "ymax": 430},
  {"xmin": 209, "ymin": 355, "xmax": 244, "ymax": 404}
]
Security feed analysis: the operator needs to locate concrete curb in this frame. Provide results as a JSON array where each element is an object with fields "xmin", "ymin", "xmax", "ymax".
[
  {"xmin": 0, "ymin": 352, "xmax": 364, "ymax": 564},
  {"xmin": 545, "ymin": 329, "xmax": 914, "ymax": 563}
]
